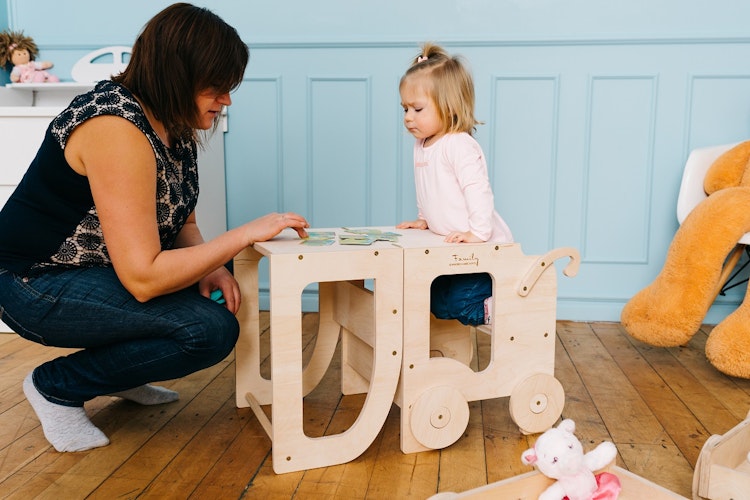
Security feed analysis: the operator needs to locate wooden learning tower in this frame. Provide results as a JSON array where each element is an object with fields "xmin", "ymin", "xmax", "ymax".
[
  {"xmin": 385, "ymin": 241, "xmax": 578, "ymax": 453},
  {"xmin": 234, "ymin": 229, "xmax": 579, "ymax": 473}
]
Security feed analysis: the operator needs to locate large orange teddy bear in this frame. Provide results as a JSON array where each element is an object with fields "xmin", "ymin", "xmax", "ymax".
[{"xmin": 621, "ymin": 141, "xmax": 750, "ymax": 378}]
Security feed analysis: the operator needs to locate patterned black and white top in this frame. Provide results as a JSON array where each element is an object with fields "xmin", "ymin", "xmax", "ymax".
[{"xmin": 0, "ymin": 81, "xmax": 199, "ymax": 276}]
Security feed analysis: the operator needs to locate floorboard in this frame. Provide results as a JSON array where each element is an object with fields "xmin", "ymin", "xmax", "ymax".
[{"xmin": 1, "ymin": 316, "xmax": 746, "ymax": 499}]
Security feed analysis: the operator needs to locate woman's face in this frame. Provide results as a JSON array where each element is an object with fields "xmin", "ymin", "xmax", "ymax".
[{"xmin": 195, "ymin": 89, "xmax": 232, "ymax": 130}]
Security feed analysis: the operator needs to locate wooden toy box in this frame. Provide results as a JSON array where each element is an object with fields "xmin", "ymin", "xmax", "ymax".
[
  {"xmin": 693, "ymin": 409, "xmax": 750, "ymax": 500},
  {"xmin": 429, "ymin": 465, "xmax": 688, "ymax": 499}
]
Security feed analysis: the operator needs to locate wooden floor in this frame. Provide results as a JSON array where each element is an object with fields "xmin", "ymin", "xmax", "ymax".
[{"xmin": 1, "ymin": 314, "xmax": 748, "ymax": 499}]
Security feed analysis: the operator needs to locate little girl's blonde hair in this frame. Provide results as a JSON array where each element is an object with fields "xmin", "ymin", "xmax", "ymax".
[{"xmin": 400, "ymin": 42, "xmax": 481, "ymax": 135}]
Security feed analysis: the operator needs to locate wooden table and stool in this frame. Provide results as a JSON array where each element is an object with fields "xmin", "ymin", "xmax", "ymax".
[{"xmin": 233, "ymin": 227, "xmax": 579, "ymax": 473}]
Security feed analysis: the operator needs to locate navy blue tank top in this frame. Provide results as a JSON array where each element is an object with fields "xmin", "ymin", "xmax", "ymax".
[{"xmin": 0, "ymin": 81, "xmax": 199, "ymax": 276}]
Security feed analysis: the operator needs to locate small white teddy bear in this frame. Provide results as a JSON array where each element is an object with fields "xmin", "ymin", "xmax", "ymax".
[{"xmin": 521, "ymin": 419, "xmax": 620, "ymax": 500}]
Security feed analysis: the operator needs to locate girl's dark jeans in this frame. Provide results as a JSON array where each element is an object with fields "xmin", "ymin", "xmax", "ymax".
[{"xmin": 430, "ymin": 272, "xmax": 492, "ymax": 326}]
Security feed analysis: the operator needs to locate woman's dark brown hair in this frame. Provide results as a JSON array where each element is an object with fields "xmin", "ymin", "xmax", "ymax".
[{"xmin": 112, "ymin": 3, "xmax": 249, "ymax": 142}]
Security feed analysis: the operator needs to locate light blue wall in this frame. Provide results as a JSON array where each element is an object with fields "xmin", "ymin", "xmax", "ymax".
[{"xmin": 5, "ymin": 1, "xmax": 750, "ymax": 321}]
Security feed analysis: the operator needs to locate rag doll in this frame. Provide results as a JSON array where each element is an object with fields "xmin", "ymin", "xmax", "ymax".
[{"xmin": 0, "ymin": 29, "xmax": 59, "ymax": 83}]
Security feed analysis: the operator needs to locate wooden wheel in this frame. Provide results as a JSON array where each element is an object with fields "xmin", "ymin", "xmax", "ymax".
[
  {"xmin": 410, "ymin": 386, "xmax": 470, "ymax": 449},
  {"xmin": 509, "ymin": 373, "xmax": 564, "ymax": 434}
]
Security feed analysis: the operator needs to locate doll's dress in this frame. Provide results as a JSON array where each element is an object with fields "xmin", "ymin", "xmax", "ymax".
[{"xmin": 12, "ymin": 62, "xmax": 59, "ymax": 83}]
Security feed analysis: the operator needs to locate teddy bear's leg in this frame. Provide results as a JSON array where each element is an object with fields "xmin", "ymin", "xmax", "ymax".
[
  {"xmin": 621, "ymin": 187, "xmax": 750, "ymax": 346},
  {"xmin": 705, "ymin": 280, "xmax": 750, "ymax": 378}
]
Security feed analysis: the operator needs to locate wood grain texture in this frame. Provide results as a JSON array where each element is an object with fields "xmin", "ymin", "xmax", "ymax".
[{"xmin": 1, "ymin": 317, "xmax": 745, "ymax": 498}]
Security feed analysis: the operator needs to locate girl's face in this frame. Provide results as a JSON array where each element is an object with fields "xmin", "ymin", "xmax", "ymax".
[
  {"xmin": 400, "ymin": 76, "xmax": 443, "ymax": 145},
  {"xmin": 195, "ymin": 88, "xmax": 232, "ymax": 130}
]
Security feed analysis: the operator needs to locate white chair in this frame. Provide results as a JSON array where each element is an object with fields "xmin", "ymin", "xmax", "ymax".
[
  {"xmin": 676, "ymin": 142, "xmax": 750, "ymax": 297},
  {"xmin": 71, "ymin": 46, "xmax": 131, "ymax": 83}
]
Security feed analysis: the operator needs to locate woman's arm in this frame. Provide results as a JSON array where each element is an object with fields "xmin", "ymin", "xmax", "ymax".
[
  {"xmin": 65, "ymin": 115, "xmax": 307, "ymax": 303},
  {"xmin": 172, "ymin": 212, "xmax": 241, "ymax": 313}
]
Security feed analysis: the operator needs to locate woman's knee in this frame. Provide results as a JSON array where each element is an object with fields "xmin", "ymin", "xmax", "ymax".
[{"xmin": 179, "ymin": 305, "xmax": 239, "ymax": 362}]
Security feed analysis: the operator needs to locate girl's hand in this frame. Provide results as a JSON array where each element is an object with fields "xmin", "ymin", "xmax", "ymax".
[
  {"xmin": 199, "ymin": 266, "xmax": 241, "ymax": 314},
  {"xmin": 396, "ymin": 219, "xmax": 428, "ymax": 230},
  {"xmin": 444, "ymin": 231, "xmax": 483, "ymax": 243}
]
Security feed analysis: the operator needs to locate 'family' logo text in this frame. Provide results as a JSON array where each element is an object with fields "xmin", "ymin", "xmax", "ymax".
[{"xmin": 449, "ymin": 253, "xmax": 479, "ymax": 267}]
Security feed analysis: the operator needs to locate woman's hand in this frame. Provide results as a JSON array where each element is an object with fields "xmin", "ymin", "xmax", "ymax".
[
  {"xmin": 243, "ymin": 212, "xmax": 309, "ymax": 245},
  {"xmin": 396, "ymin": 219, "xmax": 428, "ymax": 230},
  {"xmin": 444, "ymin": 230, "xmax": 483, "ymax": 243},
  {"xmin": 199, "ymin": 266, "xmax": 241, "ymax": 314}
]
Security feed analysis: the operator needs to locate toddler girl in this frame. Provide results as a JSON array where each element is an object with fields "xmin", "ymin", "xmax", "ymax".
[{"xmin": 396, "ymin": 42, "xmax": 513, "ymax": 326}]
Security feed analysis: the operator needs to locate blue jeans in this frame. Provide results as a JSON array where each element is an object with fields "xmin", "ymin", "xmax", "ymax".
[
  {"xmin": 430, "ymin": 272, "xmax": 492, "ymax": 326},
  {"xmin": 0, "ymin": 266, "xmax": 239, "ymax": 407}
]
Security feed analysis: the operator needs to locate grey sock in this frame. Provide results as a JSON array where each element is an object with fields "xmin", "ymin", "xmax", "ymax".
[
  {"xmin": 23, "ymin": 372, "xmax": 110, "ymax": 452},
  {"xmin": 110, "ymin": 384, "xmax": 179, "ymax": 405}
]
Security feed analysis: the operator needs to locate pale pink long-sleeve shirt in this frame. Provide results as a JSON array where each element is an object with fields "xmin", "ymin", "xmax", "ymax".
[{"xmin": 413, "ymin": 132, "xmax": 513, "ymax": 243}]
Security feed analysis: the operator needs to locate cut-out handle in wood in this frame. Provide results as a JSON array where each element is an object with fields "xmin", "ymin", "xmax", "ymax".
[{"xmin": 517, "ymin": 247, "xmax": 580, "ymax": 297}]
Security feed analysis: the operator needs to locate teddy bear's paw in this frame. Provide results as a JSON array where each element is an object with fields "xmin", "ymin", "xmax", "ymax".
[
  {"xmin": 620, "ymin": 285, "xmax": 703, "ymax": 347},
  {"xmin": 706, "ymin": 315, "xmax": 750, "ymax": 378}
]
